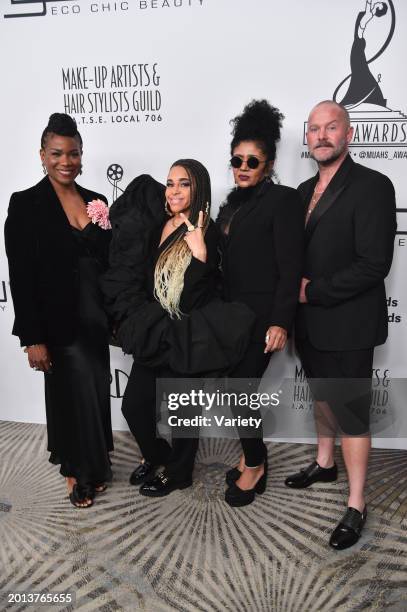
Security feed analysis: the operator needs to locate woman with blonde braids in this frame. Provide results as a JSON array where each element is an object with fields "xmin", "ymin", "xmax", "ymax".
[{"xmin": 103, "ymin": 159, "xmax": 254, "ymax": 497}]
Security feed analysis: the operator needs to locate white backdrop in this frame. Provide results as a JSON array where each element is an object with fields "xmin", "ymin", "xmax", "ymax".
[{"xmin": 0, "ymin": 0, "xmax": 406, "ymax": 447}]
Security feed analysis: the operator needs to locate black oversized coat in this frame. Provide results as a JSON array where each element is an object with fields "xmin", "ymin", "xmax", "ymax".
[{"xmin": 102, "ymin": 174, "xmax": 255, "ymax": 375}]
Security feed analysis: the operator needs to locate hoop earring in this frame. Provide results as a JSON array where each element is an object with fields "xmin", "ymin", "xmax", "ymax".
[
  {"xmin": 42, "ymin": 164, "xmax": 47, "ymax": 175},
  {"xmin": 165, "ymin": 200, "xmax": 172, "ymax": 216}
]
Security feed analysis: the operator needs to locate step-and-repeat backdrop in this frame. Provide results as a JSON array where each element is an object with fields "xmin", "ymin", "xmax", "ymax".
[{"xmin": 0, "ymin": 0, "xmax": 406, "ymax": 447}]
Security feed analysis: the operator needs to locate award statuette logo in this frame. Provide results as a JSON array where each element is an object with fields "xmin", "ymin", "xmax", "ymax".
[
  {"xmin": 303, "ymin": 1, "xmax": 406, "ymax": 149},
  {"xmin": 334, "ymin": 0, "xmax": 394, "ymax": 110},
  {"xmin": 334, "ymin": 0, "xmax": 406, "ymax": 147},
  {"xmin": 3, "ymin": 0, "xmax": 75, "ymax": 19}
]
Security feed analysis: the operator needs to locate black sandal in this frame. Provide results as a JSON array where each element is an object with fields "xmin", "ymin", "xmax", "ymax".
[
  {"xmin": 68, "ymin": 483, "xmax": 94, "ymax": 509},
  {"xmin": 94, "ymin": 483, "xmax": 107, "ymax": 494}
]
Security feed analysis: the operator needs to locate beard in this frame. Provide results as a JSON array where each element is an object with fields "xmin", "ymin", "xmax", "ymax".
[{"xmin": 310, "ymin": 138, "xmax": 347, "ymax": 166}]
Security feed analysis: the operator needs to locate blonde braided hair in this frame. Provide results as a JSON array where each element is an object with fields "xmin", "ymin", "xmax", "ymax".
[{"xmin": 154, "ymin": 159, "xmax": 211, "ymax": 318}]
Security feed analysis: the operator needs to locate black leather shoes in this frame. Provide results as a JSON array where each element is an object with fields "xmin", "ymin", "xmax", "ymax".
[
  {"xmin": 329, "ymin": 506, "xmax": 367, "ymax": 550},
  {"xmin": 284, "ymin": 461, "xmax": 338, "ymax": 488},
  {"xmin": 139, "ymin": 472, "xmax": 192, "ymax": 497},
  {"xmin": 129, "ymin": 461, "xmax": 156, "ymax": 486},
  {"xmin": 225, "ymin": 466, "xmax": 242, "ymax": 486},
  {"xmin": 225, "ymin": 457, "xmax": 268, "ymax": 507}
]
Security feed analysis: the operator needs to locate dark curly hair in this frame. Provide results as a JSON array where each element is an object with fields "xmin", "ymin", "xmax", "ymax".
[
  {"xmin": 230, "ymin": 99, "xmax": 284, "ymax": 161},
  {"xmin": 41, "ymin": 113, "xmax": 82, "ymax": 149}
]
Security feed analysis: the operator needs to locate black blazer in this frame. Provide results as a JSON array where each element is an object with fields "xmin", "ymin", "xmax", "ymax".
[
  {"xmin": 219, "ymin": 180, "xmax": 304, "ymax": 342},
  {"xmin": 296, "ymin": 155, "xmax": 397, "ymax": 351},
  {"xmin": 4, "ymin": 176, "xmax": 110, "ymax": 347}
]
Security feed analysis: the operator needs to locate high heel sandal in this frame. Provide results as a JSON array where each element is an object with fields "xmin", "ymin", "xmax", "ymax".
[
  {"xmin": 225, "ymin": 455, "xmax": 268, "ymax": 508},
  {"xmin": 94, "ymin": 483, "xmax": 108, "ymax": 494},
  {"xmin": 68, "ymin": 484, "xmax": 95, "ymax": 509}
]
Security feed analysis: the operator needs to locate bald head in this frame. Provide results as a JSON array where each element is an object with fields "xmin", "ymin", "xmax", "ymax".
[
  {"xmin": 309, "ymin": 100, "xmax": 351, "ymax": 128},
  {"xmin": 306, "ymin": 100, "xmax": 353, "ymax": 167}
]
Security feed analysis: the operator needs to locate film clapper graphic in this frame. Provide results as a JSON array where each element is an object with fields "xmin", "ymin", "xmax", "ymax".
[
  {"xmin": 3, "ymin": 0, "xmax": 74, "ymax": 19},
  {"xmin": 107, "ymin": 164, "xmax": 124, "ymax": 202}
]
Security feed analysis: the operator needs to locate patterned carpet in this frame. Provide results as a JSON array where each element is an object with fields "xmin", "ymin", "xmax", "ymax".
[{"xmin": 0, "ymin": 421, "xmax": 406, "ymax": 611}]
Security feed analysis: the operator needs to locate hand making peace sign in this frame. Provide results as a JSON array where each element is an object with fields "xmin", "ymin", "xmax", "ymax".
[{"xmin": 180, "ymin": 211, "xmax": 207, "ymax": 263}]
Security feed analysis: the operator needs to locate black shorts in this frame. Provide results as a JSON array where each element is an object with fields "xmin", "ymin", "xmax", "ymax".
[{"xmin": 296, "ymin": 337, "xmax": 374, "ymax": 436}]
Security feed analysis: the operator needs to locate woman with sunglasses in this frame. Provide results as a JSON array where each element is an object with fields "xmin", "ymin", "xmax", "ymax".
[{"xmin": 217, "ymin": 99, "xmax": 304, "ymax": 507}]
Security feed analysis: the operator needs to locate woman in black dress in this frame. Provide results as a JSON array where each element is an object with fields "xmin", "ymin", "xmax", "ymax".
[
  {"xmin": 4, "ymin": 113, "xmax": 113, "ymax": 508},
  {"xmin": 217, "ymin": 100, "xmax": 304, "ymax": 507},
  {"xmin": 102, "ymin": 160, "xmax": 254, "ymax": 497}
]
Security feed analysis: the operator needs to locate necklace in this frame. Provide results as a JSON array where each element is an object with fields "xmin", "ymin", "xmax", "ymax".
[{"xmin": 307, "ymin": 184, "xmax": 325, "ymax": 217}]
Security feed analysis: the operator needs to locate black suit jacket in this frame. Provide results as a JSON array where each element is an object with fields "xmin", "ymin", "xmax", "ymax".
[
  {"xmin": 4, "ymin": 176, "xmax": 110, "ymax": 346},
  {"xmin": 220, "ymin": 180, "xmax": 304, "ymax": 342},
  {"xmin": 296, "ymin": 155, "xmax": 397, "ymax": 351}
]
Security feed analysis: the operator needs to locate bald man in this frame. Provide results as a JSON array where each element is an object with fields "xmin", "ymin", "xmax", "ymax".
[{"xmin": 285, "ymin": 101, "xmax": 397, "ymax": 549}]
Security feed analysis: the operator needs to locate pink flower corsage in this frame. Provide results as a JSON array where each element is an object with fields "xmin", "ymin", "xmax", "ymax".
[{"xmin": 87, "ymin": 199, "xmax": 111, "ymax": 230}]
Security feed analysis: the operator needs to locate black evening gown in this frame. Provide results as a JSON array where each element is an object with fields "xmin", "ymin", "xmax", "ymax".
[{"xmin": 46, "ymin": 223, "xmax": 113, "ymax": 486}]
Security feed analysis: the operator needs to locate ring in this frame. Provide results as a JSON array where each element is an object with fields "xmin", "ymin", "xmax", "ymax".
[
  {"xmin": 187, "ymin": 225, "xmax": 196, "ymax": 232},
  {"xmin": 197, "ymin": 225, "xmax": 203, "ymax": 229},
  {"xmin": 265, "ymin": 335, "xmax": 270, "ymax": 343}
]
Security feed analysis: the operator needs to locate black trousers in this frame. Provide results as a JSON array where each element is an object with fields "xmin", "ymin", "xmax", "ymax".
[
  {"xmin": 122, "ymin": 361, "xmax": 198, "ymax": 481},
  {"xmin": 229, "ymin": 343, "xmax": 271, "ymax": 467},
  {"xmin": 296, "ymin": 337, "xmax": 374, "ymax": 436}
]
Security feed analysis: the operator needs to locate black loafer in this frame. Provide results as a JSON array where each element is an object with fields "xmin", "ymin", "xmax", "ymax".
[
  {"xmin": 139, "ymin": 472, "xmax": 192, "ymax": 497},
  {"xmin": 284, "ymin": 461, "xmax": 338, "ymax": 488},
  {"xmin": 129, "ymin": 461, "xmax": 156, "ymax": 486},
  {"xmin": 225, "ymin": 456, "xmax": 268, "ymax": 507},
  {"xmin": 225, "ymin": 466, "xmax": 242, "ymax": 486},
  {"xmin": 329, "ymin": 506, "xmax": 367, "ymax": 550}
]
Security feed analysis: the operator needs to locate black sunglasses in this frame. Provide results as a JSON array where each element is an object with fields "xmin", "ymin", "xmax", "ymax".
[{"xmin": 230, "ymin": 155, "xmax": 268, "ymax": 170}]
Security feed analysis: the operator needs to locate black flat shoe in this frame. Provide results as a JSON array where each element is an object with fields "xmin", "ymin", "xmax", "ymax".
[
  {"xmin": 225, "ymin": 457, "xmax": 268, "ymax": 508},
  {"xmin": 329, "ymin": 506, "xmax": 367, "ymax": 550},
  {"xmin": 139, "ymin": 472, "xmax": 192, "ymax": 497},
  {"xmin": 284, "ymin": 461, "xmax": 338, "ymax": 489},
  {"xmin": 129, "ymin": 461, "xmax": 156, "ymax": 486},
  {"xmin": 225, "ymin": 466, "xmax": 242, "ymax": 486}
]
